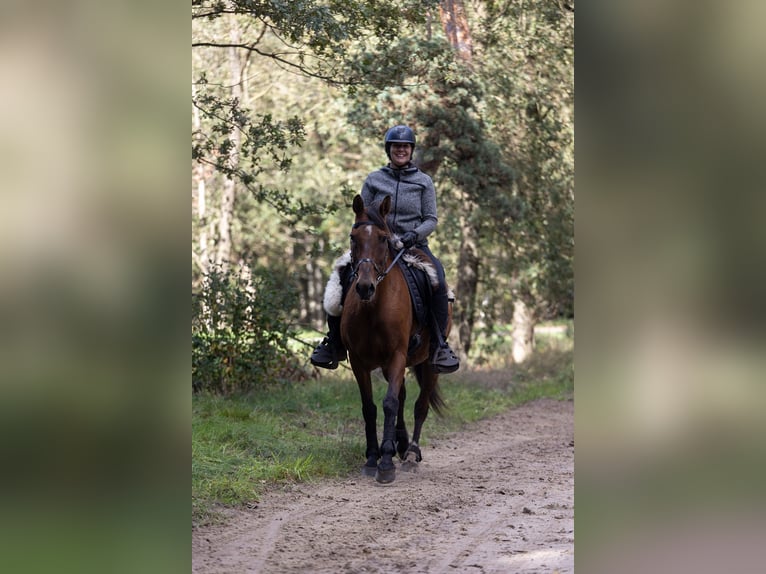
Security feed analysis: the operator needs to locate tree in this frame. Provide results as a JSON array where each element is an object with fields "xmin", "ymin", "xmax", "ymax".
[
  {"xmin": 342, "ymin": 0, "xmax": 573, "ymax": 360},
  {"xmin": 478, "ymin": 0, "xmax": 575, "ymax": 361}
]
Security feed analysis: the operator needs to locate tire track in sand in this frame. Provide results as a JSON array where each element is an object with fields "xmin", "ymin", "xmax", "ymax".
[{"xmin": 193, "ymin": 398, "xmax": 574, "ymax": 574}]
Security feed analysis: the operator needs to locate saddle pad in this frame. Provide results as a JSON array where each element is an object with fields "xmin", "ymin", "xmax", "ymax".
[{"xmin": 399, "ymin": 260, "xmax": 433, "ymax": 327}]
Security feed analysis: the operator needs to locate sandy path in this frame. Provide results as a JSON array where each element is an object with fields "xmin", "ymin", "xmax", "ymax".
[{"xmin": 192, "ymin": 398, "xmax": 574, "ymax": 573}]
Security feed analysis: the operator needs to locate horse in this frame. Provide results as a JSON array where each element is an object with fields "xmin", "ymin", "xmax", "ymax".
[{"xmin": 341, "ymin": 193, "xmax": 450, "ymax": 484}]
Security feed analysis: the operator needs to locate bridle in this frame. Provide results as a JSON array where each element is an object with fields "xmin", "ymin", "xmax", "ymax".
[{"xmin": 350, "ymin": 221, "xmax": 407, "ymax": 285}]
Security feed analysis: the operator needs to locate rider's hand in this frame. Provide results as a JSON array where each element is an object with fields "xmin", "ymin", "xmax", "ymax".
[{"xmin": 401, "ymin": 231, "xmax": 418, "ymax": 248}]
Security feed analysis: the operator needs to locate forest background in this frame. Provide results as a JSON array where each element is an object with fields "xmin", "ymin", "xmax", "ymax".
[{"xmin": 192, "ymin": 0, "xmax": 574, "ymax": 391}]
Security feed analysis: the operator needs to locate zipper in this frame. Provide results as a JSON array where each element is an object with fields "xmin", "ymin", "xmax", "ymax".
[{"xmin": 393, "ymin": 169, "xmax": 400, "ymax": 230}]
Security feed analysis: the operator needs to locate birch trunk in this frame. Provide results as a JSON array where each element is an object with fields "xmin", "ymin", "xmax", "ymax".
[
  {"xmin": 511, "ymin": 297, "xmax": 535, "ymax": 363},
  {"xmin": 192, "ymin": 82, "xmax": 209, "ymax": 277},
  {"xmin": 438, "ymin": 0, "xmax": 474, "ymax": 65},
  {"xmin": 215, "ymin": 18, "xmax": 242, "ymax": 269}
]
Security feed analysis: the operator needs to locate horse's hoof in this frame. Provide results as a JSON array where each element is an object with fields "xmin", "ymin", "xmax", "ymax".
[
  {"xmin": 375, "ymin": 467, "xmax": 396, "ymax": 484},
  {"xmin": 361, "ymin": 464, "xmax": 377, "ymax": 477},
  {"xmin": 404, "ymin": 444, "xmax": 422, "ymax": 464},
  {"xmin": 400, "ymin": 460, "xmax": 418, "ymax": 473}
]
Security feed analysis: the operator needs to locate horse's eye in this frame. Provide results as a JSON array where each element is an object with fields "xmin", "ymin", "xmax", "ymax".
[{"xmin": 379, "ymin": 235, "xmax": 387, "ymax": 243}]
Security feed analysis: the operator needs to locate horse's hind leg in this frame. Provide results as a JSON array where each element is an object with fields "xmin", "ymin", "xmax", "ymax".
[
  {"xmin": 395, "ymin": 381, "xmax": 409, "ymax": 459},
  {"xmin": 402, "ymin": 364, "xmax": 436, "ymax": 470}
]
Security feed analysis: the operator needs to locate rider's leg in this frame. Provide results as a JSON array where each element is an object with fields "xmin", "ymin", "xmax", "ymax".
[
  {"xmin": 310, "ymin": 314, "xmax": 346, "ymax": 369},
  {"xmin": 311, "ymin": 263, "xmax": 351, "ymax": 369},
  {"xmin": 418, "ymin": 246, "xmax": 459, "ymax": 374}
]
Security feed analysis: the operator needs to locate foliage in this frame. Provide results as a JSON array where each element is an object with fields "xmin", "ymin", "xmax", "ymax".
[
  {"xmin": 192, "ymin": 264, "xmax": 301, "ymax": 393},
  {"xmin": 478, "ymin": 0, "xmax": 575, "ymax": 320},
  {"xmin": 192, "ymin": 0, "xmax": 439, "ymax": 223},
  {"xmin": 192, "ymin": 0, "xmax": 438, "ymax": 68},
  {"xmin": 192, "ymin": 83, "xmax": 310, "ymax": 219}
]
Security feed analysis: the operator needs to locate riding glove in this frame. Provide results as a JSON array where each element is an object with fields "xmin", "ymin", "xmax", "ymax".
[{"xmin": 401, "ymin": 231, "xmax": 418, "ymax": 248}]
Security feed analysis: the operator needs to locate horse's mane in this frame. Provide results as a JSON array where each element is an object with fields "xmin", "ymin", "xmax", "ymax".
[{"xmin": 364, "ymin": 198, "xmax": 389, "ymax": 230}]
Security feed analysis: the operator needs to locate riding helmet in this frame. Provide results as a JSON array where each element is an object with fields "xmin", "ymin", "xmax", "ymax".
[{"xmin": 384, "ymin": 125, "xmax": 416, "ymax": 158}]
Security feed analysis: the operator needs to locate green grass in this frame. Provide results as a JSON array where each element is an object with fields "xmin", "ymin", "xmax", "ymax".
[
  {"xmin": 193, "ymin": 330, "xmax": 573, "ymax": 525},
  {"xmin": 192, "ymin": 379, "xmax": 365, "ymax": 523}
]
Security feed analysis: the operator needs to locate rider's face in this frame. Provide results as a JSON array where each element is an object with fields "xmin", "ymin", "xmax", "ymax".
[{"xmin": 390, "ymin": 143, "xmax": 413, "ymax": 167}]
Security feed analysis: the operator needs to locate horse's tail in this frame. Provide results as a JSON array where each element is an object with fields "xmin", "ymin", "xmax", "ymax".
[{"xmin": 430, "ymin": 380, "xmax": 446, "ymax": 416}]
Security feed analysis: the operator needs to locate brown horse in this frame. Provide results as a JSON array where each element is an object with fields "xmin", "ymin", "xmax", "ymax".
[{"xmin": 341, "ymin": 194, "xmax": 449, "ymax": 483}]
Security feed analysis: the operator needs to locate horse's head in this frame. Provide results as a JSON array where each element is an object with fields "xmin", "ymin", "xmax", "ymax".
[{"xmin": 349, "ymin": 194, "xmax": 392, "ymax": 301}]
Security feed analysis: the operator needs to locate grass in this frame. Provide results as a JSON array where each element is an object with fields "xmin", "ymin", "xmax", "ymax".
[{"xmin": 192, "ymin": 324, "xmax": 573, "ymax": 525}]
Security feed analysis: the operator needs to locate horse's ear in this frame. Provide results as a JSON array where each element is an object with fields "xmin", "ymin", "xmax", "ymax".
[
  {"xmin": 353, "ymin": 194, "xmax": 364, "ymax": 215},
  {"xmin": 380, "ymin": 195, "xmax": 391, "ymax": 218}
]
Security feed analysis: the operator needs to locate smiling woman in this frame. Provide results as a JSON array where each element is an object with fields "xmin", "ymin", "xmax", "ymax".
[
  {"xmin": 389, "ymin": 142, "xmax": 413, "ymax": 167},
  {"xmin": 384, "ymin": 125, "xmax": 416, "ymax": 168}
]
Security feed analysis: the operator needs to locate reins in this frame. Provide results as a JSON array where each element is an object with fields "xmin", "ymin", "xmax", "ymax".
[{"xmin": 379, "ymin": 247, "xmax": 406, "ymax": 282}]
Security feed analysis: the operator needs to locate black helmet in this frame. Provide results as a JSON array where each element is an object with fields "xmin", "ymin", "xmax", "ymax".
[{"xmin": 384, "ymin": 125, "xmax": 416, "ymax": 158}]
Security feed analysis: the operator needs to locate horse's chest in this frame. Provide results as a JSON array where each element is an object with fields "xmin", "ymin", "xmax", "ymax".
[{"xmin": 344, "ymin": 318, "xmax": 402, "ymax": 353}]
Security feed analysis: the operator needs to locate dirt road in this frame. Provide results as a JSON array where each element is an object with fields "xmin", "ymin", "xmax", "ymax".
[{"xmin": 192, "ymin": 398, "xmax": 574, "ymax": 573}]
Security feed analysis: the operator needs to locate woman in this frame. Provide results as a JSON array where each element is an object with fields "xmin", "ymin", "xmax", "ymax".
[{"xmin": 310, "ymin": 125, "xmax": 460, "ymax": 373}]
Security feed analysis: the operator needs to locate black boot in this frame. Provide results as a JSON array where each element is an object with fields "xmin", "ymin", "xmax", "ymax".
[
  {"xmin": 431, "ymin": 290, "xmax": 460, "ymax": 374},
  {"xmin": 310, "ymin": 315, "xmax": 346, "ymax": 369}
]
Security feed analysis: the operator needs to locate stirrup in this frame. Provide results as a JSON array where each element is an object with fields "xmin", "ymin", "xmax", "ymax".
[
  {"xmin": 432, "ymin": 344, "xmax": 459, "ymax": 374},
  {"xmin": 310, "ymin": 337, "xmax": 345, "ymax": 369}
]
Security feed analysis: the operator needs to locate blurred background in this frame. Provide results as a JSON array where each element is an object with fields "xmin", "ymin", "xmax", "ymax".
[
  {"xmin": 576, "ymin": 0, "xmax": 766, "ymax": 571},
  {"xmin": 0, "ymin": 0, "xmax": 764, "ymax": 572},
  {"xmin": 0, "ymin": 1, "xmax": 188, "ymax": 573}
]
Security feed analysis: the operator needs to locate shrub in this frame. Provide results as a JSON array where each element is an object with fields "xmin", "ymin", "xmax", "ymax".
[{"xmin": 192, "ymin": 264, "xmax": 299, "ymax": 393}]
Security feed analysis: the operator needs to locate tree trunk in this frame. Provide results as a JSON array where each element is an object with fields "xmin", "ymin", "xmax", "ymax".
[
  {"xmin": 439, "ymin": 0, "xmax": 478, "ymax": 355},
  {"xmin": 455, "ymin": 200, "xmax": 479, "ymax": 355},
  {"xmin": 192, "ymin": 82, "xmax": 209, "ymax": 280},
  {"xmin": 307, "ymin": 254, "xmax": 324, "ymax": 328},
  {"xmin": 215, "ymin": 18, "xmax": 242, "ymax": 269},
  {"xmin": 439, "ymin": 0, "xmax": 474, "ymax": 65},
  {"xmin": 414, "ymin": 128, "xmax": 444, "ymax": 177},
  {"xmin": 294, "ymin": 233, "xmax": 326, "ymax": 329},
  {"xmin": 511, "ymin": 297, "xmax": 535, "ymax": 364}
]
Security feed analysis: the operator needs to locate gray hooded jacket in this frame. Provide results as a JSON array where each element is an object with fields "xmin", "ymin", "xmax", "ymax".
[{"xmin": 360, "ymin": 164, "xmax": 438, "ymax": 245}]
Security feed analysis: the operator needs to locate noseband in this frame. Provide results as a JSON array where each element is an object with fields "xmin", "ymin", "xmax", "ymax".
[
  {"xmin": 352, "ymin": 257, "xmax": 386, "ymax": 284},
  {"xmin": 350, "ymin": 221, "xmax": 406, "ymax": 285}
]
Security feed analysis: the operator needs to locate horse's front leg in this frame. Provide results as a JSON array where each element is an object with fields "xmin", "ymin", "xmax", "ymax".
[
  {"xmin": 351, "ymin": 362, "xmax": 379, "ymax": 476},
  {"xmin": 377, "ymin": 355, "xmax": 407, "ymax": 483}
]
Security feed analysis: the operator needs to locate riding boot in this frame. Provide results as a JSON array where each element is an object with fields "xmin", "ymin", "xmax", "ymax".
[
  {"xmin": 430, "ymin": 289, "xmax": 460, "ymax": 374},
  {"xmin": 310, "ymin": 314, "xmax": 347, "ymax": 369}
]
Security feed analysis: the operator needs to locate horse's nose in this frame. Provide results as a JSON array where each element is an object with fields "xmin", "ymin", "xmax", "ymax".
[{"xmin": 356, "ymin": 281, "xmax": 375, "ymax": 301}]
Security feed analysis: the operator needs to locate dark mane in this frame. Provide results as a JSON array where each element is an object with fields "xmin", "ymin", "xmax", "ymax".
[{"xmin": 365, "ymin": 198, "xmax": 389, "ymax": 230}]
